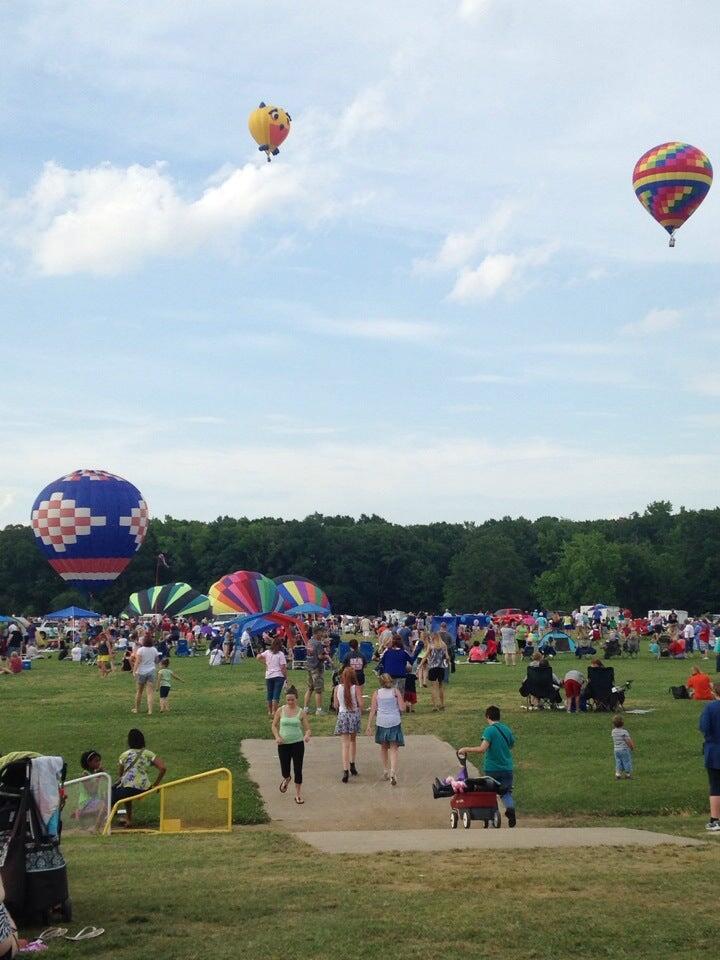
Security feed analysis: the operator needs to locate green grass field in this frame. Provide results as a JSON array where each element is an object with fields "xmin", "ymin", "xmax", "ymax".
[
  {"xmin": 2, "ymin": 648, "xmax": 719, "ymax": 958},
  {"xmin": 2, "ymin": 649, "xmax": 717, "ymax": 820}
]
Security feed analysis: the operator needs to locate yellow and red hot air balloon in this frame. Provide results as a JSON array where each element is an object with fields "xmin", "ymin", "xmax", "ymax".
[
  {"xmin": 632, "ymin": 142, "xmax": 713, "ymax": 247},
  {"xmin": 248, "ymin": 102, "xmax": 292, "ymax": 162}
]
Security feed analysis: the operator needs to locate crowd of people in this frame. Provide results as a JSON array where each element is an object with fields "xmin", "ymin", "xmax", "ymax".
[{"xmin": 3, "ymin": 603, "xmax": 720, "ymax": 841}]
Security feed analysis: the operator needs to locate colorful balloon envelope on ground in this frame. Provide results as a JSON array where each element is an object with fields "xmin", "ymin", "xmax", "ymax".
[
  {"xmin": 274, "ymin": 575, "xmax": 331, "ymax": 615},
  {"xmin": 209, "ymin": 570, "xmax": 283, "ymax": 616},
  {"xmin": 633, "ymin": 142, "xmax": 713, "ymax": 246},
  {"xmin": 30, "ymin": 469, "xmax": 149, "ymax": 593},
  {"xmin": 126, "ymin": 583, "xmax": 211, "ymax": 618},
  {"xmin": 248, "ymin": 102, "xmax": 291, "ymax": 162}
]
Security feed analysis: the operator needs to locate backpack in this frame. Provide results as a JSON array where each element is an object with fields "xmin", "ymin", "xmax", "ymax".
[{"xmin": 669, "ymin": 685, "xmax": 689, "ymax": 700}]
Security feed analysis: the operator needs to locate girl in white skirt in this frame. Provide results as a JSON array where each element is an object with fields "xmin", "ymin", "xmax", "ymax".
[{"xmin": 334, "ymin": 667, "xmax": 362, "ymax": 783}]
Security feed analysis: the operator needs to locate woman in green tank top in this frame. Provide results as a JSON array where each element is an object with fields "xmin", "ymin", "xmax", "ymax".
[{"xmin": 271, "ymin": 686, "xmax": 311, "ymax": 804}]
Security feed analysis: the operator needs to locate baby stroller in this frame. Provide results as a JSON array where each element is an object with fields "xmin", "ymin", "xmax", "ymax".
[
  {"xmin": 0, "ymin": 755, "xmax": 72, "ymax": 923},
  {"xmin": 432, "ymin": 753, "xmax": 502, "ymax": 829}
]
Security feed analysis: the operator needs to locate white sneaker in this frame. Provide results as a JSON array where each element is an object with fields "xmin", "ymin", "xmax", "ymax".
[
  {"xmin": 390, "ymin": 773, "xmax": 397, "ymax": 787},
  {"xmin": 383, "ymin": 770, "xmax": 390, "ymax": 781},
  {"xmin": 315, "ymin": 708, "xmax": 324, "ymax": 715},
  {"xmin": 705, "ymin": 819, "xmax": 720, "ymax": 832}
]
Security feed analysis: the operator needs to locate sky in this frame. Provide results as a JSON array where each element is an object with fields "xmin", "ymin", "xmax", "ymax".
[{"xmin": 1, "ymin": 0, "xmax": 720, "ymax": 527}]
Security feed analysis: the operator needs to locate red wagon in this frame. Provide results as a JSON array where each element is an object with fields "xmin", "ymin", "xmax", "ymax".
[{"xmin": 449, "ymin": 789, "xmax": 501, "ymax": 829}]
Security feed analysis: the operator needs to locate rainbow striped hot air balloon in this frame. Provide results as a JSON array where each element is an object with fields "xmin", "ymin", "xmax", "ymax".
[
  {"xmin": 633, "ymin": 142, "xmax": 713, "ymax": 246},
  {"xmin": 274, "ymin": 575, "xmax": 331, "ymax": 615},
  {"xmin": 208, "ymin": 570, "xmax": 283, "ymax": 616}
]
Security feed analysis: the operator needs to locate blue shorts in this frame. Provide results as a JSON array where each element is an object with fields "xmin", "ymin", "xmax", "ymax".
[{"xmin": 266, "ymin": 676, "xmax": 285, "ymax": 703}]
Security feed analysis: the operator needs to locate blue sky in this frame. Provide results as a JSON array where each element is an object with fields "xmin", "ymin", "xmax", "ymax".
[{"xmin": 2, "ymin": 0, "xmax": 719, "ymax": 526}]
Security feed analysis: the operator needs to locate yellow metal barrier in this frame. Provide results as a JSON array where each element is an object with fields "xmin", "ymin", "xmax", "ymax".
[{"xmin": 102, "ymin": 767, "xmax": 232, "ymax": 835}]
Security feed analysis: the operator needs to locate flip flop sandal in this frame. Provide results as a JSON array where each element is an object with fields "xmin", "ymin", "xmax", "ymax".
[
  {"xmin": 65, "ymin": 927, "xmax": 105, "ymax": 941},
  {"xmin": 295, "ymin": 797, "xmax": 305, "ymax": 804},
  {"xmin": 38, "ymin": 929, "xmax": 68, "ymax": 942},
  {"xmin": 279, "ymin": 777, "xmax": 291, "ymax": 793}
]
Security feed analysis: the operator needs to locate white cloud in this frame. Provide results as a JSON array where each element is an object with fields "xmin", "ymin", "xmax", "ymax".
[
  {"xmin": 414, "ymin": 201, "xmax": 520, "ymax": 274},
  {"xmin": 450, "ymin": 253, "xmax": 518, "ymax": 301},
  {"xmin": 5, "ymin": 425, "xmax": 720, "ymax": 529},
  {"xmin": 304, "ymin": 317, "xmax": 441, "ymax": 342},
  {"xmin": 332, "ymin": 86, "xmax": 391, "ymax": 148},
  {"xmin": 16, "ymin": 160, "xmax": 303, "ymax": 275},
  {"xmin": 457, "ymin": 0, "xmax": 492, "ymax": 21},
  {"xmin": 449, "ymin": 244, "xmax": 557, "ymax": 302},
  {"xmin": 621, "ymin": 308, "xmax": 683, "ymax": 337}
]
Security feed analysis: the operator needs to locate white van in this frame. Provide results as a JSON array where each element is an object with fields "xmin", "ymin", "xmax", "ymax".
[{"xmin": 647, "ymin": 609, "xmax": 688, "ymax": 625}]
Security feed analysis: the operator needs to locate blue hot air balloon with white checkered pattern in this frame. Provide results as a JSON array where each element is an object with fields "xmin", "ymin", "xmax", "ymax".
[{"xmin": 30, "ymin": 469, "xmax": 149, "ymax": 593}]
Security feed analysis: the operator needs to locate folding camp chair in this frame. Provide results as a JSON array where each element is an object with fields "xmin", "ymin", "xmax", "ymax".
[
  {"xmin": 291, "ymin": 645, "xmax": 307, "ymax": 670},
  {"xmin": 336, "ymin": 641, "xmax": 350, "ymax": 665},
  {"xmin": 520, "ymin": 665, "xmax": 561, "ymax": 710},
  {"xmin": 585, "ymin": 666, "xmax": 616, "ymax": 711},
  {"xmin": 359, "ymin": 641, "xmax": 374, "ymax": 662}
]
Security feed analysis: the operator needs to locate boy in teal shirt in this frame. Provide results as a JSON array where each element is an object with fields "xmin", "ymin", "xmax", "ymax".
[{"xmin": 459, "ymin": 705, "xmax": 517, "ymax": 827}]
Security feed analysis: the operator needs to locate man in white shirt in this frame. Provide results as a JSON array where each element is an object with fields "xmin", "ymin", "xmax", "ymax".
[{"xmin": 683, "ymin": 619, "xmax": 695, "ymax": 654}]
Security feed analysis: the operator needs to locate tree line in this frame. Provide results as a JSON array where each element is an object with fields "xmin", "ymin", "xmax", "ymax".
[{"xmin": 0, "ymin": 501, "xmax": 718, "ymax": 616}]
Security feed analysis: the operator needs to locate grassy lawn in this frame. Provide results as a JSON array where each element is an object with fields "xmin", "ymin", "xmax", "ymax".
[
  {"xmin": 3, "ymin": 649, "xmax": 720, "ymax": 957},
  {"xmin": 26, "ymin": 830, "xmax": 720, "ymax": 960},
  {"xmin": 1, "ymin": 648, "xmax": 717, "ymax": 822}
]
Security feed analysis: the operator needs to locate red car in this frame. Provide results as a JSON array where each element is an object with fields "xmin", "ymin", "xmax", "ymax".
[{"xmin": 493, "ymin": 608, "xmax": 525, "ymax": 626}]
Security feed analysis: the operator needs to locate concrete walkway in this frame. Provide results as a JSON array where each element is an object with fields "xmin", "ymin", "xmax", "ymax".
[
  {"xmin": 242, "ymin": 734, "xmax": 704, "ymax": 853},
  {"xmin": 242, "ymin": 734, "xmax": 480, "ymax": 831},
  {"xmin": 294, "ymin": 827, "xmax": 704, "ymax": 854}
]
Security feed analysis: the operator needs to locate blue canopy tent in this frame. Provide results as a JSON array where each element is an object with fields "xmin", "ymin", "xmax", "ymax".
[
  {"xmin": 44, "ymin": 606, "xmax": 101, "ymax": 640},
  {"xmin": 44, "ymin": 607, "xmax": 100, "ymax": 620},
  {"xmin": 284, "ymin": 602, "xmax": 329, "ymax": 615}
]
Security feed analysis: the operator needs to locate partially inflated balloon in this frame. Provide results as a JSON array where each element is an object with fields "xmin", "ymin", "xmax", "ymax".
[
  {"xmin": 248, "ymin": 102, "xmax": 291, "ymax": 161},
  {"xmin": 31, "ymin": 469, "xmax": 149, "ymax": 593},
  {"xmin": 209, "ymin": 570, "xmax": 283, "ymax": 616},
  {"xmin": 126, "ymin": 583, "xmax": 211, "ymax": 618},
  {"xmin": 633, "ymin": 142, "xmax": 712, "ymax": 245},
  {"xmin": 274, "ymin": 575, "xmax": 330, "ymax": 615}
]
